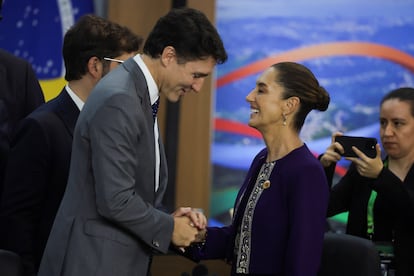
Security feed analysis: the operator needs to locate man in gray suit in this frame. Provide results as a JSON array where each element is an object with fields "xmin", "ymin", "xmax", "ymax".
[{"xmin": 38, "ymin": 7, "xmax": 227, "ymax": 276}]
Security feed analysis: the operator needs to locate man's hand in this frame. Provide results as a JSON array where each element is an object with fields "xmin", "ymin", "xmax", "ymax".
[
  {"xmin": 172, "ymin": 207, "xmax": 207, "ymax": 230},
  {"xmin": 171, "ymin": 216, "xmax": 199, "ymax": 248}
]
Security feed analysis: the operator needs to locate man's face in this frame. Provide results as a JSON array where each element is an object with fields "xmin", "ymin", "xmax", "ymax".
[{"xmin": 161, "ymin": 56, "xmax": 216, "ymax": 102}]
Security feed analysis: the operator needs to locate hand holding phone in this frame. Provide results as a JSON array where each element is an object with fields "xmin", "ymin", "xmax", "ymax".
[{"xmin": 334, "ymin": 135, "xmax": 377, "ymax": 158}]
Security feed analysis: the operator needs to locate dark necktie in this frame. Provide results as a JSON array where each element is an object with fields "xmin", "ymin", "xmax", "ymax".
[{"xmin": 152, "ymin": 98, "xmax": 160, "ymax": 119}]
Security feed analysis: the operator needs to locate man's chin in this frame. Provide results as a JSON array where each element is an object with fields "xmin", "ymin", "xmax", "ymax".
[{"xmin": 166, "ymin": 95, "xmax": 181, "ymax": 103}]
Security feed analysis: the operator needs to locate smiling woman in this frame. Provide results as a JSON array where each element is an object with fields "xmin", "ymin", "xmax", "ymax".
[
  {"xmin": 210, "ymin": 2, "xmax": 414, "ymax": 275},
  {"xmin": 185, "ymin": 61, "xmax": 331, "ymax": 276}
]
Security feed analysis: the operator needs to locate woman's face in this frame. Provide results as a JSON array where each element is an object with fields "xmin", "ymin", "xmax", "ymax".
[
  {"xmin": 380, "ymin": 99, "xmax": 414, "ymax": 159},
  {"xmin": 245, "ymin": 67, "xmax": 286, "ymax": 131}
]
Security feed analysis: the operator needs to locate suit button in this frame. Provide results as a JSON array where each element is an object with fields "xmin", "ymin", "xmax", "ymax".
[{"xmin": 152, "ymin": 240, "xmax": 160, "ymax": 247}]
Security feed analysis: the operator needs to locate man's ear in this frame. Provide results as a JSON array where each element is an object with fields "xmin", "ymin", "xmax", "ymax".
[
  {"xmin": 87, "ymin": 56, "xmax": 101, "ymax": 78},
  {"xmin": 160, "ymin": 46, "xmax": 176, "ymax": 66}
]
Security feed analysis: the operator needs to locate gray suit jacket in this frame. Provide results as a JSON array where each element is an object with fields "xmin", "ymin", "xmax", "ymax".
[{"xmin": 38, "ymin": 58, "xmax": 173, "ymax": 276}]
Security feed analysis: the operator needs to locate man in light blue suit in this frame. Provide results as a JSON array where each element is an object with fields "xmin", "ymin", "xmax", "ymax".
[{"xmin": 38, "ymin": 7, "xmax": 227, "ymax": 276}]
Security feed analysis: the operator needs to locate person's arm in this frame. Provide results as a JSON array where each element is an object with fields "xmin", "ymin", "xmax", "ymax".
[
  {"xmin": 318, "ymin": 154, "xmax": 336, "ymax": 188},
  {"xmin": 319, "ymin": 131, "xmax": 346, "ymax": 188},
  {"xmin": 373, "ymin": 167, "xmax": 414, "ymax": 219},
  {"xmin": 285, "ymin": 162, "xmax": 329, "ymax": 276},
  {"xmin": 0, "ymin": 117, "xmax": 49, "ymax": 274},
  {"xmin": 22, "ymin": 59, "xmax": 45, "ymax": 114},
  {"xmin": 88, "ymin": 93, "xmax": 197, "ymax": 253},
  {"xmin": 182, "ymin": 225, "xmax": 233, "ymax": 262},
  {"xmin": 327, "ymin": 162, "xmax": 362, "ymax": 217}
]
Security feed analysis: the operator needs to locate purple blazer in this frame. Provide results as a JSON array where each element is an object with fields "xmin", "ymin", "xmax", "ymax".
[{"xmin": 198, "ymin": 144, "xmax": 329, "ymax": 275}]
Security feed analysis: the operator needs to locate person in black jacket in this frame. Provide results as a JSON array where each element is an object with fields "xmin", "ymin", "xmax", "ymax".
[
  {"xmin": 320, "ymin": 87, "xmax": 414, "ymax": 276},
  {"xmin": 0, "ymin": 0, "xmax": 45, "ymax": 200}
]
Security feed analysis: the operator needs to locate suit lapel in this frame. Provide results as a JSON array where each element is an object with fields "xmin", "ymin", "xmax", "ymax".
[
  {"xmin": 122, "ymin": 59, "xmax": 168, "ymax": 200},
  {"xmin": 122, "ymin": 59, "xmax": 153, "ymax": 124}
]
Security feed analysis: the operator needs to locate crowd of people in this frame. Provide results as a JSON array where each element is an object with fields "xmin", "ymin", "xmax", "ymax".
[{"xmin": 0, "ymin": 1, "xmax": 413, "ymax": 276}]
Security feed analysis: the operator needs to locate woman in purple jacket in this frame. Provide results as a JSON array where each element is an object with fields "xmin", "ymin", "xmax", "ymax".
[{"xmin": 189, "ymin": 62, "xmax": 330, "ymax": 275}]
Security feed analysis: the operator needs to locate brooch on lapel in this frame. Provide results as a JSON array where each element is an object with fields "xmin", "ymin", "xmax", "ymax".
[{"xmin": 263, "ymin": 180, "xmax": 271, "ymax": 189}]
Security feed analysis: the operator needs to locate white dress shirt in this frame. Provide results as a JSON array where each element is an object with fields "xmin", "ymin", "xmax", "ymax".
[
  {"xmin": 65, "ymin": 84, "xmax": 84, "ymax": 111},
  {"xmin": 134, "ymin": 54, "xmax": 160, "ymax": 191}
]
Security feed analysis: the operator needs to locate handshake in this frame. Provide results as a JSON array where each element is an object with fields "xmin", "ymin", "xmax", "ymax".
[{"xmin": 171, "ymin": 207, "xmax": 208, "ymax": 250}]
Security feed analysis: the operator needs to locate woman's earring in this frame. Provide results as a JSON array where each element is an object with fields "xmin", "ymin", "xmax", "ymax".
[{"xmin": 283, "ymin": 114, "xmax": 287, "ymax": 126}]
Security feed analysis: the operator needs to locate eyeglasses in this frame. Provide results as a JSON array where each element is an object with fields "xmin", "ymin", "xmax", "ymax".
[{"xmin": 103, "ymin": 57, "xmax": 124, "ymax": 64}]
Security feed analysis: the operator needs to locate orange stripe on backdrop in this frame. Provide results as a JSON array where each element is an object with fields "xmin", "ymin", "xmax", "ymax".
[
  {"xmin": 215, "ymin": 118, "xmax": 262, "ymax": 138},
  {"xmin": 217, "ymin": 41, "xmax": 414, "ymax": 87},
  {"xmin": 215, "ymin": 117, "xmax": 349, "ymax": 176}
]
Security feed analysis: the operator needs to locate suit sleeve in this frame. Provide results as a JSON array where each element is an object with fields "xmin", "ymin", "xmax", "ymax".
[
  {"xmin": 327, "ymin": 163, "xmax": 361, "ymax": 217},
  {"xmin": 374, "ymin": 167, "xmax": 414, "ymax": 221},
  {"xmin": 22, "ymin": 60, "xmax": 45, "ymax": 114},
  {"xmin": 285, "ymin": 162, "xmax": 329, "ymax": 276},
  {"xmin": 0, "ymin": 117, "xmax": 49, "ymax": 272},
  {"xmin": 181, "ymin": 225, "xmax": 233, "ymax": 263}
]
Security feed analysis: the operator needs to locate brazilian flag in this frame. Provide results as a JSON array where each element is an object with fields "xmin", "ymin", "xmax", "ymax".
[{"xmin": 0, "ymin": 0, "xmax": 94, "ymax": 101}]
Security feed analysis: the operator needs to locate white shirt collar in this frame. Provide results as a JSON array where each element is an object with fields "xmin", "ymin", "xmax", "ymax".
[
  {"xmin": 134, "ymin": 54, "xmax": 159, "ymax": 104},
  {"xmin": 65, "ymin": 84, "xmax": 84, "ymax": 111}
]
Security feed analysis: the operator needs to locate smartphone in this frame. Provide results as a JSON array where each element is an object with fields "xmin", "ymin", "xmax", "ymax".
[{"xmin": 334, "ymin": 135, "xmax": 377, "ymax": 158}]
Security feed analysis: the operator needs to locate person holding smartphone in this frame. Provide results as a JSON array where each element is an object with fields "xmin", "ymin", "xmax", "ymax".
[{"xmin": 319, "ymin": 87, "xmax": 414, "ymax": 276}]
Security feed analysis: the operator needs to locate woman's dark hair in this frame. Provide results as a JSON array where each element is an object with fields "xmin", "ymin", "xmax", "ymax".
[
  {"xmin": 272, "ymin": 62, "xmax": 330, "ymax": 132},
  {"xmin": 380, "ymin": 87, "xmax": 414, "ymax": 116},
  {"xmin": 143, "ymin": 7, "xmax": 227, "ymax": 65}
]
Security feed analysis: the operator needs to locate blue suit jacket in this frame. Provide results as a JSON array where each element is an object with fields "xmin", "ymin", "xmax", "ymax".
[{"xmin": 0, "ymin": 89, "xmax": 78, "ymax": 273}]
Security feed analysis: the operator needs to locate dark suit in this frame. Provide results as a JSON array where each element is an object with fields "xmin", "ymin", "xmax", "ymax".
[
  {"xmin": 0, "ymin": 89, "xmax": 79, "ymax": 275},
  {"xmin": 0, "ymin": 49, "xmax": 45, "ymax": 199},
  {"xmin": 325, "ymin": 161, "xmax": 414, "ymax": 276},
  {"xmin": 38, "ymin": 58, "xmax": 172, "ymax": 276}
]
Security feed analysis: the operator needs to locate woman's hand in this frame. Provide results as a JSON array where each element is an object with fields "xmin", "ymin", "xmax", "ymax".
[
  {"xmin": 346, "ymin": 144, "xmax": 383, "ymax": 178},
  {"xmin": 320, "ymin": 131, "xmax": 344, "ymax": 167}
]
